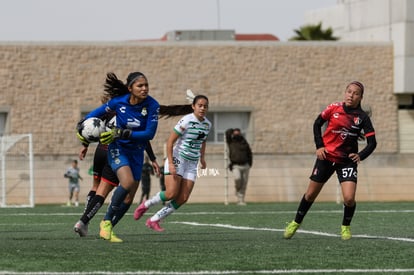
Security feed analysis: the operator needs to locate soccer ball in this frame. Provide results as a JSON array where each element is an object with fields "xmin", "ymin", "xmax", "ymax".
[
  {"xmin": 79, "ymin": 117, "xmax": 106, "ymax": 143},
  {"xmin": 106, "ymin": 116, "xmax": 116, "ymax": 130}
]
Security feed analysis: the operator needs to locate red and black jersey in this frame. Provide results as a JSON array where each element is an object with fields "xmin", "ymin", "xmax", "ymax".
[{"xmin": 314, "ymin": 102, "xmax": 376, "ymax": 163}]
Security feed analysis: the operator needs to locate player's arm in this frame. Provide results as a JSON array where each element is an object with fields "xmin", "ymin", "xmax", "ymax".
[
  {"xmin": 145, "ymin": 141, "xmax": 160, "ymax": 176},
  {"xmin": 313, "ymin": 114, "xmax": 326, "ymax": 149},
  {"xmin": 199, "ymin": 141, "xmax": 207, "ymax": 169},
  {"xmin": 357, "ymin": 118, "xmax": 377, "ymax": 161},
  {"xmin": 166, "ymin": 131, "xmax": 180, "ymax": 175},
  {"xmin": 145, "ymin": 141, "xmax": 156, "ymax": 162},
  {"xmin": 129, "ymin": 103, "xmax": 159, "ymax": 140}
]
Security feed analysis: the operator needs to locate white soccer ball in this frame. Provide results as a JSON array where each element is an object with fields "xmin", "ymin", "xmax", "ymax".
[
  {"xmin": 80, "ymin": 117, "xmax": 106, "ymax": 143},
  {"xmin": 106, "ymin": 116, "xmax": 116, "ymax": 131}
]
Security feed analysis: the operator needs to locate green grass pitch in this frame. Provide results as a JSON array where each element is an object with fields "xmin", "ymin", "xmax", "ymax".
[{"xmin": 0, "ymin": 202, "xmax": 413, "ymax": 274}]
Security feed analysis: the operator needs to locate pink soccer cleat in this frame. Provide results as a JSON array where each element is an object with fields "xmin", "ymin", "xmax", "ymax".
[
  {"xmin": 133, "ymin": 201, "xmax": 148, "ymax": 220},
  {"xmin": 145, "ymin": 218, "xmax": 164, "ymax": 232}
]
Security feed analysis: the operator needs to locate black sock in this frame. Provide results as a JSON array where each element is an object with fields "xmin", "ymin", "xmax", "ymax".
[
  {"xmin": 294, "ymin": 195, "xmax": 313, "ymax": 224},
  {"xmin": 80, "ymin": 195, "xmax": 105, "ymax": 224},
  {"xmin": 342, "ymin": 203, "xmax": 356, "ymax": 226},
  {"xmin": 84, "ymin": 190, "xmax": 96, "ymax": 212}
]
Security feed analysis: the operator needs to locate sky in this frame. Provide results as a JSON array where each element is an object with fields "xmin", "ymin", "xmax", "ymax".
[{"xmin": 0, "ymin": 0, "xmax": 337, "ymax": 42}]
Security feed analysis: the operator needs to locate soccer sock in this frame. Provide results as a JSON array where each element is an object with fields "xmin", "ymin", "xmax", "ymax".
[
  {"xmin": 105, "ymin": 185, "xmax": 129, "ymax": 222},
  {"xmin": 150, "ymin": 200, "xmax": 180, "ymax": 222},
  {"xmin": 342, "ymin": 203, "xmax": 356, "ymax": 226},
  {"xmin": 294, "ymin": 195, "xmax": 313, "ymax": 224},
  {"xmin": 111, "ymin": 202, "xmax": 131, "ymax": 227},
  {"xmin": 144, "ymin": 191, "xmax": 165, "ymax": 208},
  {"xmin": 84, "ymin": 190, "xmax": 96, "ymax": 213},
  {"xmin": 80, "ymin": 195, "xmax": 104, "ymax": 224}
]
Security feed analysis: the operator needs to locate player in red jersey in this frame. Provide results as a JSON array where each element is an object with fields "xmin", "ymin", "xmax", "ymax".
[{"xmin": 284, "ymin": 81, "xmax": 377, "ymax": 240}]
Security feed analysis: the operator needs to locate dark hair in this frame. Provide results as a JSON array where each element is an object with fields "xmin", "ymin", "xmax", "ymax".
[
  {"xmin": 159, "ymin": 104, "xmax": 193, "ymax": 118},
  {"xmin": 126, "ymin": 72, "xmax": 147, "ymax": 87},
  {"xmin": 103, "ymin": 72, "xmax": 129, "ymax": 99},
  {"xmin": 102, "ymin": 72, "xmax": 148, "ymax": 101},
  {"xmin": 347, "ymin": 81, "xmax": 364, "ymax": 95},
  {"xmin": 158, "ymin": 95, "xmax": 208, "ymax": 119},
  {"xmin": 192, "ymin": 94, "xmax": 209, "ymax": 105}
]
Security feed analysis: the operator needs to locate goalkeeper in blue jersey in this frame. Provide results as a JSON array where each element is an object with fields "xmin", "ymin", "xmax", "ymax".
[{"xmin": 76, "ymin": 71, "xmax": 159, "ymax": 242}]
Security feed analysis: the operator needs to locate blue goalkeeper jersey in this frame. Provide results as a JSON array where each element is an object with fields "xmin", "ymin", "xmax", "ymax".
[{"xmin": 86, "ymin": 94, "xmax": 159, "ymax": 150}]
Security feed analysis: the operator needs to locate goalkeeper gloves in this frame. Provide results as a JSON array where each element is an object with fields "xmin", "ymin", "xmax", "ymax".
[
  {"xmin": 100, "ymin": 128, "xmax": 132, "ymax": 145},
  {"xmin": 76, "ymin": 118, "xmax": 89, "ymax": 147},
  {"xmin": 76, "ymin": 132, "xmax": 90, "ymax": 147}
]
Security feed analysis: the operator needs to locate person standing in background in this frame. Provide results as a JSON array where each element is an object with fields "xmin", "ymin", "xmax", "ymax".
[
  {"xmin": 64, "ymin": 159, "xmax": 83, "ymax": 207},
  {"xmin": 226, "ymin": 128, "xmax": 253, "ymax": 206}
]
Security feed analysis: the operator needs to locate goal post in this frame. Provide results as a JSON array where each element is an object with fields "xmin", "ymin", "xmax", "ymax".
[{"xmin": 0, "ymin": 134, "xmax": 34, "ymax": 208}]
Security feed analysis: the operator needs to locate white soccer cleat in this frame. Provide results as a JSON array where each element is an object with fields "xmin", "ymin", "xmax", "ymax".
[{"xmin": 74, "ymin": 220, "xmax": 88, "ymax": 237}]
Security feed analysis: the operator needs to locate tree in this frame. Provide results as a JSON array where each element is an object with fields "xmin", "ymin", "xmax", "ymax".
[{"xmin": 289, "ymin": 22, "xmax": 339, "ymax": 41}]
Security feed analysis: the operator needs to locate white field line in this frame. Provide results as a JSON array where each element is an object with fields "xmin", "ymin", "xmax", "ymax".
[{"xmin": 172, "ymin": 221, "xmax": 414, "ymax": 243}]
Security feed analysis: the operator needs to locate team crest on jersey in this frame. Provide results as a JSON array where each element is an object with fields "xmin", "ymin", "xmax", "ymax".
[
  {"xmin": 354, "ymin": 116, "xmax": 362, "ymax": 125},
  {"xmin": 141, "ymin": 107, "xmax": 147, "ymax": 116}
]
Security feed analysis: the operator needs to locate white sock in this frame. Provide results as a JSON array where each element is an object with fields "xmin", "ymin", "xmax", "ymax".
[
  {"xmin": 145, "ymin": 191, "xmax": 163, "ymax": 208},
  {"xmin": 151, "ymin": 202, "xmax": 176, "ymax": 222}
]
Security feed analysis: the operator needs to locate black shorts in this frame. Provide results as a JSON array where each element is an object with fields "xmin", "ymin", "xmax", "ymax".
[
  {"xmin": 92, "ymin": 145, "xmax": 108, "ymax": 179},
  {"xmin": 101, "ymin": 163, "xmax": 119, "ymax": 187},
  {"xmin": 93, "ymin": 144, "xmax": 119, "ymax": 186},
  {"xmin": 309, "ymin": 158, "xmax": 358, "ymax": 184}
]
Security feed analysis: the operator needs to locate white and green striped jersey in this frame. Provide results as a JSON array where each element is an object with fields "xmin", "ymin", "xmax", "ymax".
[{"xmin": 173, "ymin": 113, "xmax": 211, "ymax": 162}]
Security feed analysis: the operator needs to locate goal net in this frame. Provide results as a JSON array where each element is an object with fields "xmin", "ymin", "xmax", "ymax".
[{"xmin": 0, "ymin": 134, "xmax": 34, "ymax": 207}]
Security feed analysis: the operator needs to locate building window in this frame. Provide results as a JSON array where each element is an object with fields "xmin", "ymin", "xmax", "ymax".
[
  {"xmin": 206, "ymin": 111, "xmax": 251, "ymax": 143},
  {"xmin": 0, "ymin": 112, "xmax": 8, "ymax": 136}
]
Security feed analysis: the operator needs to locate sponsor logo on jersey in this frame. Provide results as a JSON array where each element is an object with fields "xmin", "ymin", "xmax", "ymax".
[{"xmin": 127, "ymin": 118, "xmax": 141, "ymax": 128}]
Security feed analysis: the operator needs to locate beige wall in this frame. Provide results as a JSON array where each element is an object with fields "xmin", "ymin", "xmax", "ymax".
[{"xmin": 0, "ymin": 41, "xmax": 405, "ymax": 205}]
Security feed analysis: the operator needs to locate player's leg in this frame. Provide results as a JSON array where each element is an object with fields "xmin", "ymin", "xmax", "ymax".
[
  {"xmin": 73, "ymin": 179, "xmax": 115, "ymax": 237},
  {"xmin": 74, "ymin": 185, "xmax": 80, "ymax": 207},
  {"xmin": 338, "ymin": 162, "xmax": 358, "ymax": 240},
  {"xmin": 145, "ymin": 174, "xmax": 195, "ymax": 231},
  {"xmin": 134, "ymin": 159, "xmax": 181, "ymax": 220},
  {"xmin": 284, "ymin": 159, "xmax": 334, "ymax": 239}
]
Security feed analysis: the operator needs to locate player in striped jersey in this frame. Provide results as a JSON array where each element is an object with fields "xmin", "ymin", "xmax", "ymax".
[
  {"xmin": 284, "ymin": 81, "xmax": 377, "ymax": 240},
  {"xmin": 133, "ymin": 95, "xmax": 211, "ymax": 231}
]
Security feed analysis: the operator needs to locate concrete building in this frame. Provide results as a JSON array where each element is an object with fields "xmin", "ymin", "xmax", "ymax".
[{"xmin": 1, "ymin": 41, "xmax": 403, "ymax": 206}]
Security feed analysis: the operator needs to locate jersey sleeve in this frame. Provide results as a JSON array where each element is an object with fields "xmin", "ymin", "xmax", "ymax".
[
  {"xmin": 358, "ymin": 116, "xmax": 377, "ymax": 160},
  {"xmin": 173, "ymin": 116, "xmax": 189, "ymax": 136},
  {"xmin": 129, "ymin": 99, "xmax": 160, "ymax": 141},
  {"xmin": 320, "ymin": 102, "xmax": 340, "ymax": 120},
  {"xmin": 84, "ymin": 98, "xmax": 117, "ymax": 119}
]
